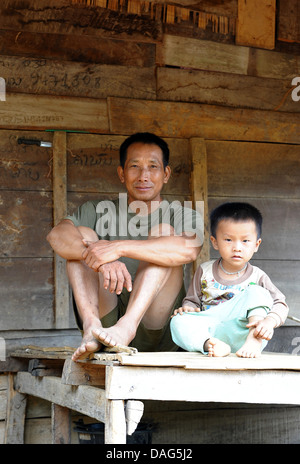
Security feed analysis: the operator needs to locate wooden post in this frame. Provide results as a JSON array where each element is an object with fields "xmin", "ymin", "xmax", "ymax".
[
  {"xmin": 51, "ymin": 403, "xmax": 71, "ymax": 444},
  {"xmin": 105, "ymin": 399, "xmax": 127, "ymax": 444},
  {"xmin": 190, "ymin": 138, "xmax": 209, "ymax": 267},
  {"xmin": 4, "ymin": 374, "xmax": 27, "ymax": 444},
  {"xmin": 52, "ymin": 131, "xmax": 69, "ymax": 329}
]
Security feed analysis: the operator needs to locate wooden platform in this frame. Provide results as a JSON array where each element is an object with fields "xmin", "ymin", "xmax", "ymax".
[{"xmin": 6, "ymin": 347, "xmax": 300, "ymax": 444}]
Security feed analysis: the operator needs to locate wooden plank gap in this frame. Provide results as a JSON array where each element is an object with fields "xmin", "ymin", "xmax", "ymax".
[
  {"xmin": 53, "ymin": 131, "xmax": 69, "ymax": 329},
  {"xmin": 190, "ymin": 138, "xmax": 209, "ymax": 267}
]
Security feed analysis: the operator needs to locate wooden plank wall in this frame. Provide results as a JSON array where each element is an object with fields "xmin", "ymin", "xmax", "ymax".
[
  {"xmin": 0, "ymin": 0, "xmax": 299, "ymax": 363},
  {"xmin": 0, "ymin": 0, "xmax": 299, "ymax": 445}
]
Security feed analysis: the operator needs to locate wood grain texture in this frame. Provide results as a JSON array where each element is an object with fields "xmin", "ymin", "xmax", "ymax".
[
  {"xmin": 108, "ymin": 97, "xmax": 300, "ymax": 143},
  {"xmin": 236, "ymin": 0, "xmax": 276, "ymax": 49},
  {"xmin": 0, "ymin": 93, "xmax": 109, "ymax": 132}
]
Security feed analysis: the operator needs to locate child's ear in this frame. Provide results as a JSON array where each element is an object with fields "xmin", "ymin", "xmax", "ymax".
[
  {"xmin": 254, "ymin": 238, "xmax": 262, "ymax": 252},
  {"xmin": 210, "ymin": 235, "xmax": 219, "ymax": 250}
]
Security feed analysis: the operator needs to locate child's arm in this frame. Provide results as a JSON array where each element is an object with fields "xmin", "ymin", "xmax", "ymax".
[
  {"xmin": 172, "ymin": 264, "xmax": 204, "ymax": 317},
  {"xmin": 247, "ymin": 315, "xmax": 277, "ymax": 340}
]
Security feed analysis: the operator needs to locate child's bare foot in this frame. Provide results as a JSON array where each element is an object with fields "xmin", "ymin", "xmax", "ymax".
[
  {"xmin": 204, "ymin": 337, "xmax": 231, "ymax": 357},
  {"xmin": 236, "ymin": 337, "xmax": 263, "ymax": 358}
]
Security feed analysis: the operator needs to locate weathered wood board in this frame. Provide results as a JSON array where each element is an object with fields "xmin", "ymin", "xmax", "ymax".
[
  {"xmin": 157, "ymin": 67, "xmax": 299, "ymax": 113},
  {"xmin": 0, "ymin": 259, "xmax": 54, "ymax": 330},
  {"xmin": 0, "ymin": 93, "xmax": 108, "ymax": 132},
  {"xmin": 0, "ymin": 190, "xmax": 52, "ymax": 257},
  {"xmin": 156, "ymin": 34, "xmax": 300, "ymax": 79},
  {"xmin": 0, "ymin": 55, "xmax": 156, "ymax": 100},
  {"xmin": 92, "ymin": 350, "xmax": 300, "ymax": 371},
  {"xmin": 0, "ymin": 30, "xmax": 156, "ymax": 66},
  {"xmin": 0, "ymin": 1, "xmax": 162, "ymax": 43},
  {"xmin": 0, "ymin": 130, "xmax": 53, "ymax": 191},
  {"xmin": 277, "ymin": 0, "xmax": 300, "ymax": 44},
  {"xmin": 108, "ymin": 97, "xmax": 300, "ymax": 143},
  {"xmin": 236, "ymin": 0, "xmax": 276, "ymax": 50},
  {"xmin": 205, "ymin": 141, "xmax": 300, "ymax": 199}
]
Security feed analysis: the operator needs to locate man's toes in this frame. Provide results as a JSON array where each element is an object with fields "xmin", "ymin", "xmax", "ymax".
[{"xmin": 92, "ymin": 329, "xmax": 116, "ymax": 346}]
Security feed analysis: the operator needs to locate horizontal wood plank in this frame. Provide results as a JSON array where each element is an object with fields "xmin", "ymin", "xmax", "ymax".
[
  {"xmin": 0, "ymin": 190, "xmax": 53, "ymax": 257},
  {"xmin": 108, "ymin": 97, "xmax": 300, "ymax": 143},
  {"xmin": 157, "ymin": 34, "xmax": 300, "ymax": 79},
  {"xmin": 93, "ymin": 350, "xmax": 300, "ymax": 370},
  {"xmin": 0, "ymin": 0, "xmax": 162, "ymax": 42},
  {"xmin": 1, "ymin": 55, "xmax": 156, "ymax": 100},
  {"xmin": 106, "ymin": 364, "xmax": 300, "ymax": 404},
  {"xmin": 157, "ymin": 67, "xmax": 299, "ymax": 112},
  {"xmin": 157, "ymin": 34, "xmax": 249, "ymax": 74},
  {"xmin": 0, "ymin": 258, "xmax": 54, "ymax": 330},
  {"xmin": 0, "ymin": 29, "xmax": 156, "ymax": 66},
  {"xmin": 0, "ymin": 93, "xmax": 108, "ymax": 132},
  {"xmin": 150, "ymin": 404, "xmax": 300, "ymax": 444},
  {"xmin": 0, "ymin": 130, "xmax": 53, "ymax": 191},
  {"xmin": 15, "ymin": 372, "xmax": 107, "ymax": 422},
  {"xmin": 205, "ymin": 141, "xmax": 300, "ymax": 198}
]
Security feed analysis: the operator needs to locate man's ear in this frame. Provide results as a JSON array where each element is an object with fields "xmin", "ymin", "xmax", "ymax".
[
  {"xmin": 163, "ymin": 165, "xmax": 171, "ymax": 183},
  {"xmin": 117, "ymin": 165, "xmax": 124, "ymax": 183},
  {"xmin": 210, "ymin": 235, "xmax": 219, "ymax": 250}
]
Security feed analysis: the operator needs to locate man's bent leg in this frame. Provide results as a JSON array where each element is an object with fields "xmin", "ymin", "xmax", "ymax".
[
  {"xmin": 92, "ymin": 261, "xmax": 183, "ymax": 350},
  {"xmin": 92, "ymin": 223, "xmax": 184, "ymax": 351},
  {"xmin": 68, "ymin": 226, "xmax": 118, "ymax": 361}
]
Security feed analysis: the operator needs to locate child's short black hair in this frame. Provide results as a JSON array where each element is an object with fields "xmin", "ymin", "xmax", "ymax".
[
  {"xmin": 119, "ymin": 132, "xmax": 169, "ymax": 169},
  {"xmin": 210, "ymin": 202, "xmax": 263, "ymax": 239}
]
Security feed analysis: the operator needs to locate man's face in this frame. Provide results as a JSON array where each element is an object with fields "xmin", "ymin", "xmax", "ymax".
[{"xmin": 117, "ymin": 142, "xmax": 171, "ymax": 206}]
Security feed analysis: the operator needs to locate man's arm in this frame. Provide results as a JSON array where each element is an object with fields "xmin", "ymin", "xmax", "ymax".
[
  {"xmin": 46, "ymin": 219, "xmax": 86, "ymax": 260},
  {"xmin": 82, "ymin": 234, "xmax": 201, "ymax": 271}
]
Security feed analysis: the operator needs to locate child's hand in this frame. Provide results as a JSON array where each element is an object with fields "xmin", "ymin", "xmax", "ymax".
[
  {"xmin": 246, "ymin": 317, "xmax": 276, "ymax": 340},
  {"xmin": 172, "ymin": 306, "xmax": 201, "ymax": 317}
]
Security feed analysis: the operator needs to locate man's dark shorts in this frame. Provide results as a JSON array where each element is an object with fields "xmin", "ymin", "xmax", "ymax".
[{"xmin": 72, "ymin": 285, "xmax": 186, "ymax": 352}]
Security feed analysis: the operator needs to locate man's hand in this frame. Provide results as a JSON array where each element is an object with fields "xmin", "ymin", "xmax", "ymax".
[
  {"xmin": 98, "ymin": 261, "xmax": 132, "ymax": 295},
  {"xmin": 82, "ymin": 239, "xmax": 122, "ymax": 271}
]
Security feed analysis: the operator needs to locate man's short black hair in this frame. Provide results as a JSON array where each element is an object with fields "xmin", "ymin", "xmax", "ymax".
[
  {"xmin": 210, "ymin": 202, "xmax": 263, "ymax": 239},
  {"xmin": 119, "ymin": 132, "xmax": 169, "ymax": 169}
]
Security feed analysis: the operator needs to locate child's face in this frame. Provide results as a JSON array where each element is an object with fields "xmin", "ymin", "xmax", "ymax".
[{"xmin": 210, "ymin": 219, "xmax": 261, "ymax": 272}]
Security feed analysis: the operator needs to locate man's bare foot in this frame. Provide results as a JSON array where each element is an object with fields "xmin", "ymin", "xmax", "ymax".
[
  {"xmin": 204, "ymin": 337, "xmax": 231, "ymax": 357},
  {"xmin": 236, "ymin": 336, "xmax": 263, "ymax": 358},
  {"xmin": 92, "ymin": 316, "xmax": 136, "ymax": 351},
  {"xmin": 72, "ymin": 334, "xmax": 102, "ymax": 361},
  {"xmin": 72, "ymin": 319, "xmax": 104, "ymax": 362}
]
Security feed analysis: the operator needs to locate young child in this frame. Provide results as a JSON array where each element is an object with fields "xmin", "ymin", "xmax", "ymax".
[{"xmin": 170, "ymin": 202, "xmax": 289, "ymax": 358}]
